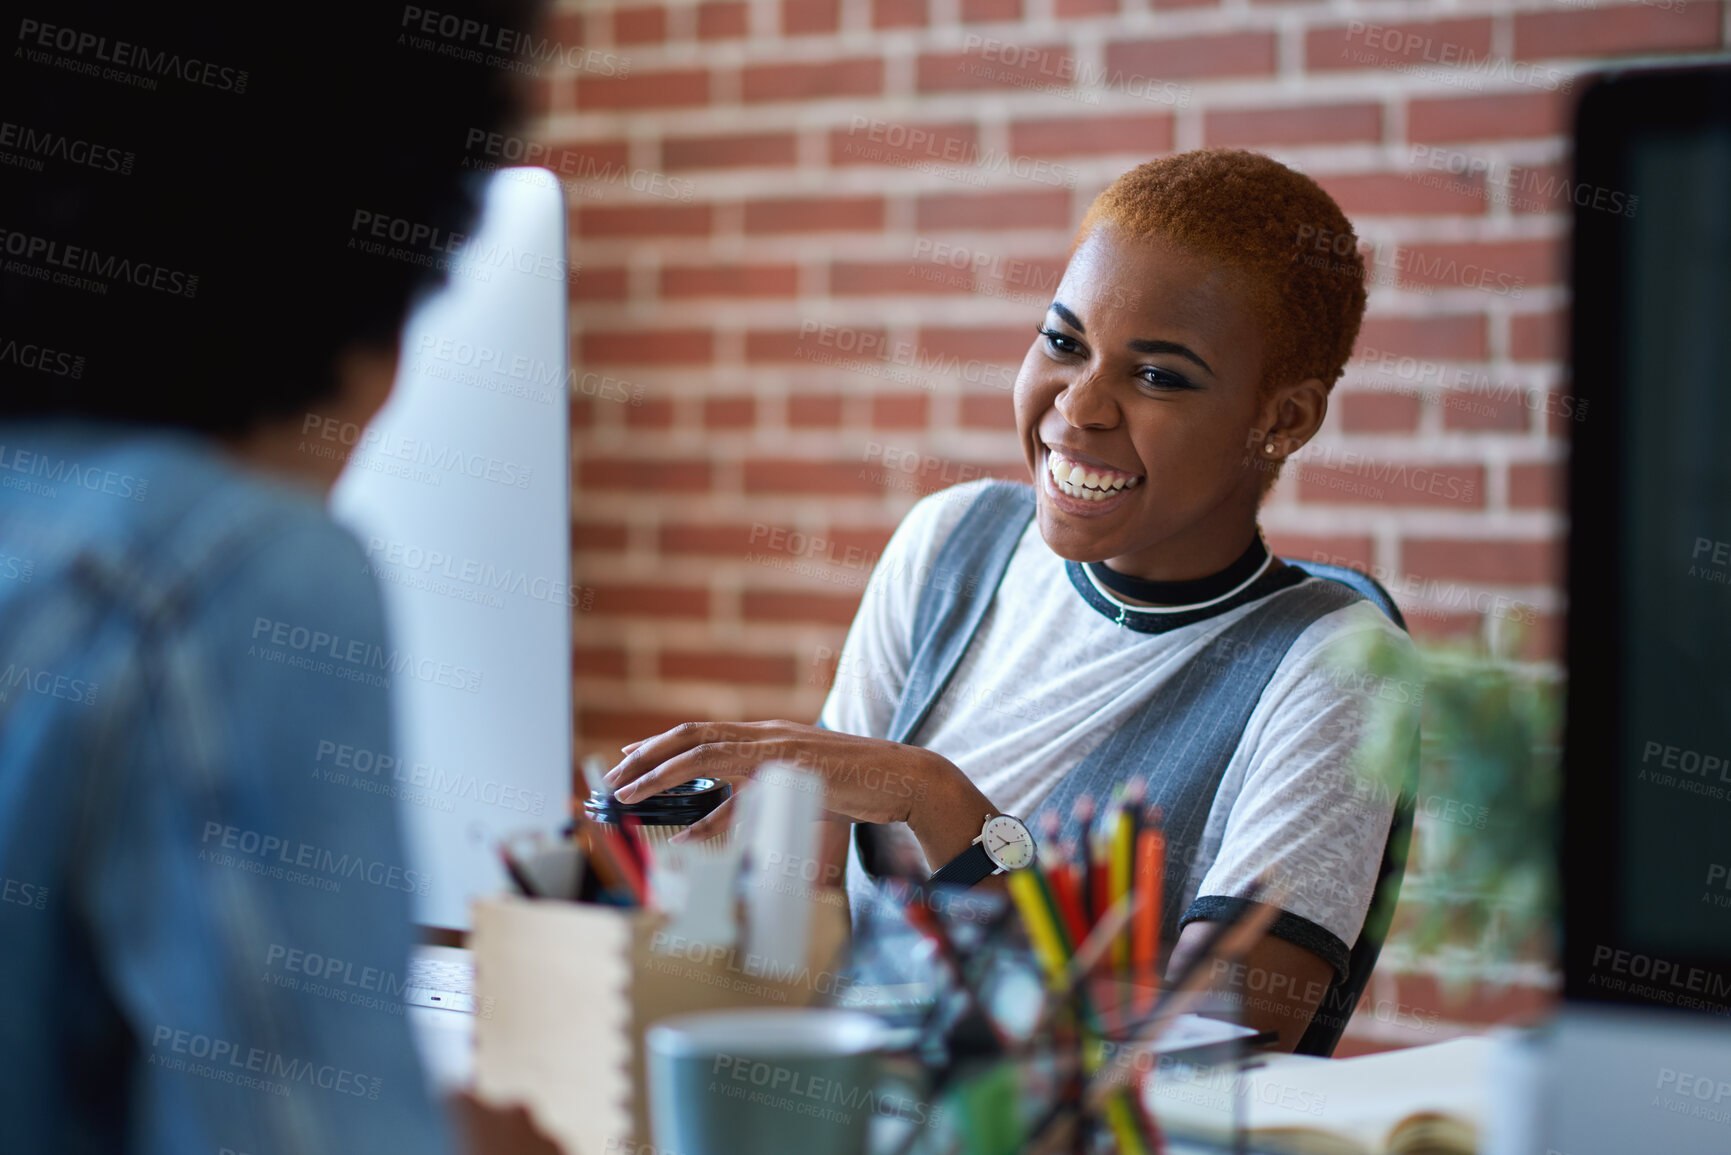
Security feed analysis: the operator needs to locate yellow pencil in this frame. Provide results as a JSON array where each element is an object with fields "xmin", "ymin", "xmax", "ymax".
[
  {"xmin": 1008, "ymin": 870, "xmax": 1070, "ymax": 988},
  {"xmin": 1109, "ymin": 804, "xmax": 1135, "ymax": 975},
  {"xmin": 1102, "ymin": 1089, "xmax": 1149, "ymax": 1155}
]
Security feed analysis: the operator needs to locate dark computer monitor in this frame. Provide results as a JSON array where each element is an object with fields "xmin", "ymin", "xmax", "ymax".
[{"xmin": 1563, "ymin": 62, "xmax": 1731, "ymax": 1015}]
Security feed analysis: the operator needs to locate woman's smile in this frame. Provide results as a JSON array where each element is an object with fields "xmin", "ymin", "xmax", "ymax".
[{"xmin": 1038, "ymin": 442, "xmax": 1143, "ymax": 516}]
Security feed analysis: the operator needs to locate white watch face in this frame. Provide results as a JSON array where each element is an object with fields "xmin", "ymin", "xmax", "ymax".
[{"xmin": 981, "ymin": 814, "xmax": 1035, "ymax": 871}]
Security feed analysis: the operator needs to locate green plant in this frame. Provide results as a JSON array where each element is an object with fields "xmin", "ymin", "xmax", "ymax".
[{"xmin": 1343, "ymin": 633, "xmax": 1563, "ymax": 971}]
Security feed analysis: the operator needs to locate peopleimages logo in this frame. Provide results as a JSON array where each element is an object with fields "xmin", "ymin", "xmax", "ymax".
[
  {"xmin": 1, "ymin": 875, "xmax": 48, "ymax": 910},
  {"xmin": 299, "ymin": 414, "xmax": 534, "ymax": 489},
  {"xmin": 149, "ymin": 1025, "xmax": 380, "ymax": 1099},
  {"xmin": 364, "ymin": 537, "xmax": 586, "ymax": 610},
  {"xmin": 348, "ymin": 209, "xmax": 578, "ymax": 285},
  {"xmin": 0, "ymin": 335, "xmax": 85, "ymax": 378},
  {"xmin": 1589, "ymin": 944, "xmax": 1731, "ymax": 1012},
  {"xmin": 464, "ymin": 129, "xmax": 693, "ymax": 202},
  {"xmin": 248, "ymin": 616, "xmax": 484, "ymax": 694},
  {"xmin": 265, "ymin": 943, "xmax": 412, "ymax": 1000},
  {"xmin": 313, "ymin": 738, "xmax": 548, "ymax": 816},
  {"xmin": 199, "ymin": 821, "xmax": 431, "ymax": 895},
  {"xmin": 398, "ymin": 5, "xmax": 629, "ymax": 77},
  {"xmin": 0, "ymin": 662, "xmax": 99, "ymax": 706},
  {"xmin": 0, "ymin": 119, "xmax": 135, "ymax": 175},
  {"xmin": 16, "ymin": 18, "xmax": 250, "ymax": 94},
  {"xmin": 0, "ymin": 444, "xmax": 148, "ymax": 501},
  {"xmin": 0, "ymin": 227, "xmax": 198, "ymax": 297}
]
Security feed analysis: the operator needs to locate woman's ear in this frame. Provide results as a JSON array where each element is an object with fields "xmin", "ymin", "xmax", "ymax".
[{"xmin": 1258, "ymin": 377, "xmax": 1329, "ymax": 458}]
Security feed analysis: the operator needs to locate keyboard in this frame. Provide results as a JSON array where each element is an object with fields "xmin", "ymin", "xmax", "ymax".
[{"xmin": 405, "ymin": 947, "xmax": 479, "ymax": 1014}]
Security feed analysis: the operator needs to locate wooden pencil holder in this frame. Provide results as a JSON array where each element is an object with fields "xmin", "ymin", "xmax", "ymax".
[{"xmin": 468, "ymin": 892, "xmax": 849, "ymax": 1155}]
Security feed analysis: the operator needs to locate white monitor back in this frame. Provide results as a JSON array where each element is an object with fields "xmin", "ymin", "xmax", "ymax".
[{"xmin": 330, "ymin": 167, "xmax": 571, "ymax": 930}]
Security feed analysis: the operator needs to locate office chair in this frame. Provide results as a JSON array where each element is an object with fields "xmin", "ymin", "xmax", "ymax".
[{"xmin": 1282, "ymin": 559, "xmax": 1418, "ymax": 1057}]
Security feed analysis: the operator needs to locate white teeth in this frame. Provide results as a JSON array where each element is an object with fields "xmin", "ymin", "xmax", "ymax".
[{"xmin": 1046, "ymin": 450, "xmax": 1141, "ymax": 500}]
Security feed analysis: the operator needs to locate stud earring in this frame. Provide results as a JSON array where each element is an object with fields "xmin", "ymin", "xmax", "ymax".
[{"xmin": 1263, "ymin": 442, "xmax": 1277, "ymax": 455}]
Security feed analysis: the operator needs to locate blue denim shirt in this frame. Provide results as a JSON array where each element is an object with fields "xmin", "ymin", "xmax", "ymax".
[{"xmin": 0, "ymin": 421, "xmax": 454, "ymax": 1155}]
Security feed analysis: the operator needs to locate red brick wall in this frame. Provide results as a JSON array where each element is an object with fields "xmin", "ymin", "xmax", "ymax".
[
  {"xmin": 544, "ymin": 0, "xmax": 1724, "ymax": 752},
  {"xmin": 533, "ymin": 0, "xmax": 1725, "ymax": 1036}
]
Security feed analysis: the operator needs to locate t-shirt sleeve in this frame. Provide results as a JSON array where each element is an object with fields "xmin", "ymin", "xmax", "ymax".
[
  {"xmin": 818, "ymin": 480, "xmax": 992, "ymax": 739},
  {"xmin": 1183, "ymin": 606, "xmax": 1422, "ymax": 982}
]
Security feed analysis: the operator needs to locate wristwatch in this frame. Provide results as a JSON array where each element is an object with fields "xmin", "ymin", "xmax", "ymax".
[{"xmin": 929, "ymin": 812, "xmax": 1036, "ymax": 888}]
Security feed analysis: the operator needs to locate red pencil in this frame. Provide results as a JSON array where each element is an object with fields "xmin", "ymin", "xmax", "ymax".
[
  {"xmin": 577, "ymin": 814, "xmax": 646, "ymax": 904},
  {"xmin": 604, "ymin": 825, "xmax": 646, "ymax": 902},
  {"xmin": 1090, "ymin": 808, "xmax": 1112, "ymax": 929},
  {"xmin": 620, "ymin": 814, "xmax": 650, "ymax": 872},
  {"xmin": 1132, "ymin": 809, "xmax": 1165, "ymax": 1016},
  {"xmin": 1049, "ymin": 856, "xmax": 1090, "ymax": 950}
]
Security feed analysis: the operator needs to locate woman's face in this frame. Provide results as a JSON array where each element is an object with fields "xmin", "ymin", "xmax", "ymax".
[{"xmin": 1013, "ymin": 225, "xmax": 1313, "ymax": 579}]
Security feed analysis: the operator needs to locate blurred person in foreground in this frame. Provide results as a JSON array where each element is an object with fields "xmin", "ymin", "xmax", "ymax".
[{"xmin": 0, "ymin": 3, "xmax": 555, "ymax": 1152}]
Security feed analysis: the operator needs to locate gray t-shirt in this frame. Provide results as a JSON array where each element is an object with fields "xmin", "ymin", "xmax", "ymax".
[{"xmin": 824, "ymin": 480, "xmax": 1420, "ymax": 972}]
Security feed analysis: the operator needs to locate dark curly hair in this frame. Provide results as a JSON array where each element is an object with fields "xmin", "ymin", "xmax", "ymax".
[
  {"xmin": 0, "ymin": 1, "xmax": 542, "ymax": 433},
  {"xmin": 1077, "ymin": 149, "xmax": 1368, "ymax": 398}
]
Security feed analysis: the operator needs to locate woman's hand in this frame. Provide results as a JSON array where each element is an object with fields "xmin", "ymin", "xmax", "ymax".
[{"xmin": 602, "ymin": 720, "xmax": 985, "ymax": 853}]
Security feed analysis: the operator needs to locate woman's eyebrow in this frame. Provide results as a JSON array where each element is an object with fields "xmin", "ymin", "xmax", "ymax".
[
  {"xmin": 1048, "ymin": 301, "xmax": 1216, "ymax": 376},
  {"xmin": 1126, "ymin": 338, "xmax": 1215, "ymax": 377},
  {"xmin": 1048, "ymin": 301, "xmax": 1087, "ymax": 332}
]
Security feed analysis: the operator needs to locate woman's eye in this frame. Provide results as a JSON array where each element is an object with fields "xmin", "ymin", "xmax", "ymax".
[
  {"xmin": 1138, "ymin": 368, "xmax": 1197, "ymax": 392},
  {"xmin": 1038, "ymin": 327, "xmax": 1080, "ymax": 356}
]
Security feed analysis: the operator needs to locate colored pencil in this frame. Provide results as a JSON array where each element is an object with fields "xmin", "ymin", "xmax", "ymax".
[
  {"xmin": 1049, "ymin": 854, "xmax": 1090, "ymax": 949},
  {"xmin": 1090, "ymin": 819, "xmax": 1112, "ymax": 928},
  {"xmin": 1132, "ymin": 808, "xmax": 1165, "ymax": 1016},
  {"xmin": 1073, "ymin": 794, "xmax": 1096, "ymax": 924},
  {"xmin": 1008, "ymin": 871, "xmax": 1070, "ymax": 987},
  {"xmin": 603, "ymin": 825, "xmax": 646, "ymax": 901},
  {"xmin": 1109, "ymin": 802, "xmax": 1136, "ymax": 975},
  {"xmin": 575, "ymin": 814, "xmax": 646, "ymax": 904}
]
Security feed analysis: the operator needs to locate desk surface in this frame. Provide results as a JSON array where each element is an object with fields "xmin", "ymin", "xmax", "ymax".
[
  {"xmin": 407, "ymin": 943, "xmax": 1499, "ymax": 1155},
  {"xmin": 409, "ymin": 1003, "xmax": 476, "ymax": 1095}
]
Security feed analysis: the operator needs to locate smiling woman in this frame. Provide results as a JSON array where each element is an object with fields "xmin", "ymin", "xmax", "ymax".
[{"xmin": 606, "ymin": 149, "xmax": 1419, "ymax": 1052}]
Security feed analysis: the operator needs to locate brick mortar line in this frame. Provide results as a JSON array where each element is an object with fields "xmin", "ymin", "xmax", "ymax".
[
  {"xmin": 547, "ymin": 0, "xmax": 1678, "ymax": 65},
  {"xmin": 570, "ymin": 0, "xmax": 1618, "ymax": 45},
  {"xmin": 1262, "ymin": 512, "xmax": 1567, "ymax": 537},
  {"xmin": 535, "ymin": 70, "xmax": 1583, "ymax": 136}
]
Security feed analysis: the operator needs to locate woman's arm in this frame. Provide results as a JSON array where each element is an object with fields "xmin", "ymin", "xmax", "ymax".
[
  {"xmin": 1170, "ymin": 614, "xmax": 1422, "ymax": 1051},
  {"xmin": 603, "ymin": 720, "xmax": 995, "ymax": 874},
  {"xmin": 1165, "ymin": 921, "xmax": 1337, "ymax": 1052}
]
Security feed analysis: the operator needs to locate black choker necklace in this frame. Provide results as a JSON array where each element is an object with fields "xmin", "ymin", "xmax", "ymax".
[{"xmin": 1085, "ymin": 533, "xmax": 1271, "ymax": 608}]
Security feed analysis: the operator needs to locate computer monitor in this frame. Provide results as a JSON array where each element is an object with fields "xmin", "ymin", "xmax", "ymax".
[
  {"xmin": 1526, "ymin": 62, "xmax": 1731, "ymax": 1155},
  {"xmin": 1563, "ymin": 61, "xmax": 1731, "ymax": 1016},
  {"xmin": 330, "ymin": 167, "xmax": 572, "ymax": 931}
]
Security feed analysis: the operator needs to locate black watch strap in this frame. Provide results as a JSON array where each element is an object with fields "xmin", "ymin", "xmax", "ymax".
[{"xmin": 929, "ymin": 840, "xmax": 997, "ymax": 888}]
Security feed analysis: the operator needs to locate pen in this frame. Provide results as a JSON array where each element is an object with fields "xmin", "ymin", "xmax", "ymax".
[{"xmin": 499, "ymin": 846, "xmax": 542, "ymax": 898}]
